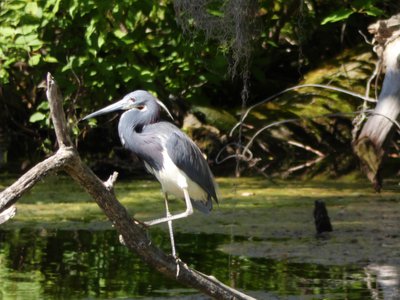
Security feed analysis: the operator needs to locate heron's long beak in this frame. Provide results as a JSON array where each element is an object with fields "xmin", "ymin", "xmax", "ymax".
[{"xmin": 82, "ymin": 99, "xmax": 131, "ymax": 121}]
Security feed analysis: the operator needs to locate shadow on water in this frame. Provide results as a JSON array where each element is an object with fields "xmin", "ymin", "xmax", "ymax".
[
  {"xmin": 0, "ymin": 228, "xmax": 391, "ymax": 299},
  {"xmin": 2, "ymin": 176, "xmax": 400, "ymax": 298}
]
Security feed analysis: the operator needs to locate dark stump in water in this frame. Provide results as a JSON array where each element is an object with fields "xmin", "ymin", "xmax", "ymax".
[{"xmin": 314, "ymin": 200, "xmax": 333, "ymax": 234}]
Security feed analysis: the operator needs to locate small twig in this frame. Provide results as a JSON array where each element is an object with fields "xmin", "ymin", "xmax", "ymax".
[
  {"xmin": 104, "ymin": 171, "xmax": 119, "ymax": 191},
  {"xmin": 215, "ymin": 142, "xmax": 254, "ymax": 164},
  {"xmin": 283, "ymin": 156, "xmax": 325, "ymax": 176},
  {"xmin": 352, "ymin": 50, "xmax": 382, "ymax": 141},
  {"xmin": 242, "ymin": 112, "xmax": 355, "ymax": 157},
  {"xmin": 287, "ymin": 140, "xmax": 325, "ymax": 157},
  {"xmin": 368, "ymin": 111, "xmax": 400, "ymax": 132},
  {"xmin": 0, "ymin": 72, "xmax": 255, "ymax": 300},
  {"xmin": 358, "ymin": 30, "xmax": 373, "ymax": 45},
  {"xmin": 230, "ymin": 83, "xmax": 377, "ymax": 137},
  {"xmin": 217, "ymin": 112, "xmax": 359, "ymax": 167}
]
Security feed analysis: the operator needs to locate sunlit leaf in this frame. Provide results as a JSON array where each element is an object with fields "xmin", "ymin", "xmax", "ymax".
[
  {"xmin": 0, "ymin": 69, "xmax": 9, "ymax": 84},
  {"xmin": 28, "ymin": 54, "xmax": 41, "ymax": 66},
  {"xmin": 68, "ymin": 1, "xmax": 78, "ymax": 17},
  {"xmin": 43, "ymin": 56, "xmax": 58, "ymax": 63},
  {"xmin": 113, "ymin": 29, "xmax": 127, "ymax": 39},
  {"xmin": 0, "ymin": 27, "xmax": 15, "ymax": 37},
  {"xmin": 85, "ymin": 19, "xmax": 97, "ymax": 46},
  {"xmin": 29, "ymin": 112, "xmax": 47, "ymax": 123},
  {"xmin": 364, "ymin": 6, "xmax": 384, "ymax": 16},
  {"xmin": 97, "ymin": 34, "xmax": 105, "ymax": 48},
  {"xmin": 321, "ymin": 8, "xmax": 354, "ymax": 25},
  {"xmin": 15, "ymin": 34, "xmax": 42, "ymax": 47},
  {"xmin": 37, "ymin": 101, "xmax": 49, "ymax": 110},
  {"xmin": 25, "ymin": 2, "xmax": 43, "ymax": 18}
]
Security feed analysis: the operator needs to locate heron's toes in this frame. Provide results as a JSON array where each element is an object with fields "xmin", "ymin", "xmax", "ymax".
[
  {"xmin": 174, "ymin": 257, "xmax": 181, "ymax": 278},
  {"xmin": 135, "ymin": 218, "xmax": 150, "ymax": 228}
]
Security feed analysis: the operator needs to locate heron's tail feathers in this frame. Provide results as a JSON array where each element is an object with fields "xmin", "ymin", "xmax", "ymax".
[{"xmin": 191, "ymin": 197, "xmax": 213, "ymax": 214}]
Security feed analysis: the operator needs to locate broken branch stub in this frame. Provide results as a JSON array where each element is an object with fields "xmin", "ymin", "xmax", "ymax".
[
  {"xmin": 0, "ymin": 73, "xmax": 255, "ymax": 300},
  {"xmin": 46, "ymin": 73, "xmax": 73, "ymax": 147}
]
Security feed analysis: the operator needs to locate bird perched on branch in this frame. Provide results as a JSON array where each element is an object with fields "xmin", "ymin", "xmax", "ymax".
[{"xmin": 83, "ymin": 90, "xmax": 219, "ymax": 260}]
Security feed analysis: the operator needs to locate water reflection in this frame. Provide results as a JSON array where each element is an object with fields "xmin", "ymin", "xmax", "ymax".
[
  {"xmin": 366, "ymin": 264, "xmax": 400, "ymax": 299},
  {"xmin": 0, "ymin": 228, "xmax": 391, "ymax": 299}
]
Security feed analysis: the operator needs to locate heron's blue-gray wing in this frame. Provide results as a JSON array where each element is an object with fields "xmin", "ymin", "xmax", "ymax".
[
  {"xmin": 120, "ymin": 125, "xmax": 164, "ymax": 172},
  {"xmin": 121, "ymin": 121, "xmax": 218, "ymax": 213},
  {"xmin": 164, "ymin": 124, "xmax": 218, "ymax": 212}
]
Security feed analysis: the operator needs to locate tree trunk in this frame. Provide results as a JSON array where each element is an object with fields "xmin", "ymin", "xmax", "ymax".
[
  {"xmin": 0, "ymin": 73, "xmax": 255, "ymax": 300},
  {"xmin": 353, "ymin": 14, "xmax": 400, "ymax": 191}
]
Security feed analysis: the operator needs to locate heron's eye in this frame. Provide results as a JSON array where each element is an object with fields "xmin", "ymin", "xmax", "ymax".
[{"xmin": 137, "ymin": 105, "xmax": 145, "ymax": 110}]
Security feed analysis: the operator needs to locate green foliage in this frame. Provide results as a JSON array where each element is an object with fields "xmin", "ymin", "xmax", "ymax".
[
  {"xmin": 29, "ymin": 101, "xmax": 49, "ymax": 124},
  {"xmin": 321, "ymin": 0, "xmax": 384, "ymax": 25},
  {"xmin": 0, "ymin": 0, "xmax": 228, "ymax": 104},
  {"xmin": 0, "ymin": 0, "xmax": 58, "ymax": 83},
  {"xmin": 0, "ymin": 0, "xmax": 392, "ymax": 173},
  {"xmin": 321, "ymin": 8, "xmax": 355, "ymax": 24},
  {"xmin": 0, "ymin": 0, "xmax": 229, "ymax": 163}
]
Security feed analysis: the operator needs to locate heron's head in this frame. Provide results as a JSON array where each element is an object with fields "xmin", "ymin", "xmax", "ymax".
[{"xmin": 82, "ymin": 90, "xmax": 173, "ymax": 121}]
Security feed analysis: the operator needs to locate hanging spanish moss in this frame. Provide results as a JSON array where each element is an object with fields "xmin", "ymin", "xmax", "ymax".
[
  {"xmin": 173, "ymin": 0, "xmax": 259, "ymax": 176},
  {"xmin": 173, "ymin": 0, "xmax": 259, "ymax": 79}
]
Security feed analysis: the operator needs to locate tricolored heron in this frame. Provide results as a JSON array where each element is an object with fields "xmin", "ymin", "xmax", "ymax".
[{"xmin": 83, "ymin": 90, "xmax": 218, "ymax": 259}]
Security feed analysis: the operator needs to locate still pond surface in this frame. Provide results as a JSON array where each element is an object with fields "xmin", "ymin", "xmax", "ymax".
[{"xmin": 1, "ymin": 176, "xmax": 400, "ymax": 299}]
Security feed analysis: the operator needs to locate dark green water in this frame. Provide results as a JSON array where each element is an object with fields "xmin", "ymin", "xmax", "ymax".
[
  {"xmin": 0, "ymin": 227, "xmax": 382, "ymax": 299},
  {"xmin": 2, "ymin": 176, "xmax": 399, "ymax": 299}
]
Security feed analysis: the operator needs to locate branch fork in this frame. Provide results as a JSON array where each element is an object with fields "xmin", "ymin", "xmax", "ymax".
[{"xmin": 0, "ymin": 72, "xmax": 255, "ymax": 300}]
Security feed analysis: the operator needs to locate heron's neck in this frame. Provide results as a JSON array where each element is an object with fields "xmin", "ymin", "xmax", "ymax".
[
  {"xmin": 118, "ymin": 102, "xmax": 160, "ymax": 142},
  {"xmin": 118, "ymin": 113, "xmax": 139, "ymax": 149},
  {"xmin": 144, "ymin": 100, "xmax": 161, "ymax": 125}
]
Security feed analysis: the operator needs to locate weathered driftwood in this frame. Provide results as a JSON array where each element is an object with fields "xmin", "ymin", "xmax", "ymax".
[
  {"xmin": 353, "ymin": 14, "xmax": 400, "ymax": 191},
  {"xmin": 0, "ymin": 73, "xmax": 255, "ymax": 300}
]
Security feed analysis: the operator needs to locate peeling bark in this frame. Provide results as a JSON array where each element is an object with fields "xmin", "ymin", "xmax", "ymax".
[
  {"xmin": 0, "ymin": 73, "xmax": 255, "ymax": 300},
  {"xmin": 354, "ymin": 14, "xmax": 400, "ymax": 191}
]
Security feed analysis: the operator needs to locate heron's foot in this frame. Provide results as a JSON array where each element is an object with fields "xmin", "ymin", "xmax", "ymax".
[
  {"xmin": 174, "ymin": 256, "xmax": 181, "ymax": 278},
  {"xmin": 135, "ymin": 218, "xmax": 150, "ymax": 228},
  {"xmin": 144, "ymin": 219, "xmax": 156, "ymax": 227},
  {"xmin": 173, "ymin": 256, "xmax": 189, "ymax": 278}
]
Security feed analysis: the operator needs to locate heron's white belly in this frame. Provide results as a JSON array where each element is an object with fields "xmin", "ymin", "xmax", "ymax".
[{"xmin": 152, "ymin": 151, "xmax": 207, "ymax": 201}]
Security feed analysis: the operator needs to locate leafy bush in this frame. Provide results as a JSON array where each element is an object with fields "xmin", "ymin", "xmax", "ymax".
[
  {"xmin": 0, "ymin": 0, "xmax": 390, "ymax": 174},
  {"xmin": 0, "ymin": 0, "xmax": 229, "ymax": 168}
]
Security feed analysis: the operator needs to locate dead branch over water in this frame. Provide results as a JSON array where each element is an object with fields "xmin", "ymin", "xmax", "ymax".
[{"xmin": 0, "ymin": 73, "xmax": 255, "ymax": 300}]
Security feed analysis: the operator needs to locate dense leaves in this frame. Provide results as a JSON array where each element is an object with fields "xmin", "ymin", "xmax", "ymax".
[
  {"xmin": 0, "ymin": 0, "xmax": 229, "ymax": 169},
  {"xmin": 0, "ymin": 0, "xmax": 395, "ymax": 175}
]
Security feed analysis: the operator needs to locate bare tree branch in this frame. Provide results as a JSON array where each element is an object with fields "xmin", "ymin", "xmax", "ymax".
[
  {"xmin": 229, "ymin": 83, "xmax": 376, "ymax": 137},
  {"xmin": 0, "ymin": 73, "xmax": 255, "ymax": 300},
  {"xmin": 0, "ymin": 147, "xmax": 74, "ymax": 213},
  {"xmin": 46, "ymin": 73, "xmax": 73, "ymax": 147}
]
